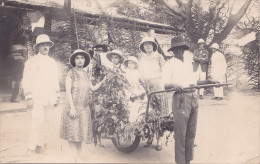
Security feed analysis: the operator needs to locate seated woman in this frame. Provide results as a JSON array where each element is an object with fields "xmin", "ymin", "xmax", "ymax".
[{"xmin": 138, "ymin": 36, "xmax": 168, "ymax": 151}]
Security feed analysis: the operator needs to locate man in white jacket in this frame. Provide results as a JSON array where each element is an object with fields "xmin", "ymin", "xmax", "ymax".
[
  {"xmin": 23, "ymin": 34, "xmax": 60, "ymax": 154},
  {"xmin": 210, "ymin": 43, "xmax": 227, "ymax": 100}
]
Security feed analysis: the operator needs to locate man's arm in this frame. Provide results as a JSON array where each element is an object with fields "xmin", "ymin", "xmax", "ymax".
[
  {"xmin": 193, "ymin": 50, "xmax": 202, "ymax": 62},
  {"xmin": 201, "ymin": 50, "xmax": 209, "ymax": 63},
  {"xmin": 22, "ymin": 60, "xmax": 33, "ymax": 100}
]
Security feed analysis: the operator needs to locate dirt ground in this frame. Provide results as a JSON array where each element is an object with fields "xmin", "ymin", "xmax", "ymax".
[{"xmin": 0, "ymin": 88, "xmax": 259, "ymax": 163}]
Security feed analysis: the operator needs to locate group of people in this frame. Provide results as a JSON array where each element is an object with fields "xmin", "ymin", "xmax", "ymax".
[
  {"xmin": 193, "ymin": 38, "xmax": 227, "ymax": 100},
  {"xmin": 22, "ymin": 33, "xmax": 227, "ymax": 164}
]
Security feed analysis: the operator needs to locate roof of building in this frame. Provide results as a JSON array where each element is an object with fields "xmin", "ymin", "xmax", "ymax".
[{"xmin": 4, "ymin": 0, "xmax": 177, "ymax": 34}]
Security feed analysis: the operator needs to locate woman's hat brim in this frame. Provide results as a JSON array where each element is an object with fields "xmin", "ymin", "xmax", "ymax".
[
  {"xmin": 139, "ymin": 41, "xmax": 158, "ymax": 53},
  {"xmin": 106, "ymin": 51, "xmax": 124, "ymax": 63},
  {"xmin": 124, "ymin": 59, "xmax": 139, "ymax": 68},
  {"xmin": 69, "ymin": 50, "xmax": 90, "ymax": 68}
]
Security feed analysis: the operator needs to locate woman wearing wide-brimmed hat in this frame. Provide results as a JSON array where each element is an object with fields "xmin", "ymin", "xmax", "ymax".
[
  {"xmin": 138, "ymin": 36, "xmax": 168, "ymax": 151},
  {"xmin": 60, "ymin": 49, "xmax": 106, "ymax": 161}
]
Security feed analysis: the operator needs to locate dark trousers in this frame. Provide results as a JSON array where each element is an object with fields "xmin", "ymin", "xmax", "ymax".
[
  {"xmin": 172, "ymin": 92, "xmax": 198, "ymax": 164},
  {"xmin": 11, "ymin": 79, "xmax": 21, "ymax": 101}
]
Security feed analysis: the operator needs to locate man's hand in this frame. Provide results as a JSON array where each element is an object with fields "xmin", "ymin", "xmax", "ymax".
[
  {"xmin": 26, "ymin": 98, "xmax": 33, "ymax": 109},
  {"xmin": 201, "ymin": 59, "xmax": 208, "ymax": 63},
  {"xmin": 199, "ymin": 58, "xmax": 207, "ymax": 63},
  {"xmin": 164, "ymin": 83, "xmax": 184, "ymax": 92},
  {"xmin": 54, "ymin": 98, "xmax": 59, "ymax": 107}
]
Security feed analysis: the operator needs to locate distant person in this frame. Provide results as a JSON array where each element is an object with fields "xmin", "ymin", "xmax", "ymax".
[
  {"xmin": 88, "ymin": 44, "xmax": 108, "ymax": 147},
  {"xmin": 9, "ymin": 44, "xmax": 27, "ymax": 102},
  {"xmin": 23, "ymin": 34, "xmax": 60, "ymax": 154},
  {"xmin": 210, "ymin": 43, "xmax": 227, "ymax": 100},
  {"xmin": 60, "ymin": 49, "xmax": 106, "ymax": 161},
  {"xmin": 193, "ymin": 38, "xmax": 209, "ymax": 99}
]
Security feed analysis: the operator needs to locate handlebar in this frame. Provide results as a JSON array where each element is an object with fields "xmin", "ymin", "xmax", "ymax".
[{"xmin": 145, "ymin": 83, "xmax": 232, "ymax": 123}]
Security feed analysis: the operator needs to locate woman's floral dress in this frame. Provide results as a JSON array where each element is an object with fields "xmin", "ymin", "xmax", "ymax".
[{"xmin": 60, "ymin": 68, "xmax": 93, "ymax": 143}]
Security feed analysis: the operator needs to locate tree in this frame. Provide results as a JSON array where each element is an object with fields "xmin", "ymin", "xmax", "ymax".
[
  {"xmin": 160, "ymin": 0, "xmax": 254, "ymax": 45},
  {"xmin": 111, "ymin": 0, "xmax": 254, "ymax": 46}
]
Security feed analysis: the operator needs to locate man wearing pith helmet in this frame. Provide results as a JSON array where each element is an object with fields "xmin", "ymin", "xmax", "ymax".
[
  {"xmin": 193, "ymin": 38, "xmax": 209, "ymax": 99},
  {"xmin": 22, "ymin": 34, "xmax": 60, "ymax": 154},
  {"xmin": 162, "ymin": 36, "xmax": 198, "ymax": 164},
  {"xmin": 210, "ymin": 43, "xmax": 227, "ymax": 100}
]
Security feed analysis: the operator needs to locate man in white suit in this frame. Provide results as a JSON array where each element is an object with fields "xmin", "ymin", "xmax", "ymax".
[
  {"xmin": 210, "ymin": 43, "xmax": 227, "ymax": 100},
  {"xmin": 23, "ymin": 34, "xmax": 60, "ymax": 154}
]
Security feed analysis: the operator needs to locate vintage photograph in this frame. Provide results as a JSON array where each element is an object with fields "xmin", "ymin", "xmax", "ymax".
[{"xmin": 0, "ymin": 0, "xmax": 259, "ymax": 163}]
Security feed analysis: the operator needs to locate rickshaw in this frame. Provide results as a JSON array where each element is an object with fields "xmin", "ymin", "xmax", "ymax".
[{"xmin": 91, "ymin": 67, "xmax": 231, "ymax": 153}]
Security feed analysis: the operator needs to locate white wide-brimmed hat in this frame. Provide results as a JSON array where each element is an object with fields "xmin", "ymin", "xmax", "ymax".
[
  {"xmin": 197, "ymin": 38, "xmax": 206, "ymax": 44},
  {"xmin": 124, "ymin": 56, "xmax": 139, "ymax": 68},
  {"xmin": 106, "ymin": 49, "xmax": 125, "ymax": 63},
  {"xmin": 33, "ymin": 34, "xmax": 54, "ymax": 50},
  {"xmin": 139, "ymin": 37, "xmax": 158, "ymax": 53},
  {"xmin": 69, "ymin": 49, "xmax": 90, "ymax": 68},
  {"xmin": 210, "ymin": 43, "xmax": 220, "ymax": 50}
]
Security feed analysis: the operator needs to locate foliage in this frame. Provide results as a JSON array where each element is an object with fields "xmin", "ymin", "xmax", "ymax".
[
  {"xmin": 111, "ymin": 0, "xmax": 255, "ymax": 47},
  {"xmin": 243, "ymin": 39, "xmax": 260, "ymax": 89}
]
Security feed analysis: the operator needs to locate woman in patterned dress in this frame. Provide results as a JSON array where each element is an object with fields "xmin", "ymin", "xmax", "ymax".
[
  {"xmin": 138, "ymin": 36, "xmax": 168, "ymax": 151},
  {"xmin": 60, "ymin": 49, "xmax": 106, "ymax": 161}
]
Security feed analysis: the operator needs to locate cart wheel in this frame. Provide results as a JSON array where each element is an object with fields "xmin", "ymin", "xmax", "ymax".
[
  {"xmin": 111, "ymin": 123, "xmax": 141, "ymax": 153},
  {"xmin": 111, "ymin": 134, "xmax": 141, "ymax": 153}
]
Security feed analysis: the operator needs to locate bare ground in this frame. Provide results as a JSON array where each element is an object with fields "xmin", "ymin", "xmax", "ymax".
[{"xmin": 0, "ymin": 89, "xmax": 259, "ymax": 163}]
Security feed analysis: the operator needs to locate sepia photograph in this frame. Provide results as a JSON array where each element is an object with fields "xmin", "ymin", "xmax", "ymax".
[{"xmin": 0, "ymin": 0, "xmax": 259, "ymax": 163}]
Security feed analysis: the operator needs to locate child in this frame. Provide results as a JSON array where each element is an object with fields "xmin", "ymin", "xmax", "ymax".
[
  {"xmin": 124, "ymin": 56, "xmax": 146, "ymax": 101},
  {"xmin": 124, "ymin": 56, "xmax": 146, "ymax": 122},
  {"xmin": 106, "ymin": 49, "xmax": 126, "ymax": 74}
]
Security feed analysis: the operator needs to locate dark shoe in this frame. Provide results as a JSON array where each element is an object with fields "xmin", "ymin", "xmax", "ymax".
[
  {"xmin": 130, "ymin": 95, "xmax": 138, "ymax": 102},
  {"xmin": 26, "ymin": 148, "xmax": 35, "ymax": 156},
  {"xmin": 35, "ymin": 146, "xmax": 45, "ymax": 154},
  {"xmin": 10, "ymin": 100, "xmax": 20, "ymax": 103},
  {"xmin": 139, "ymin": 93, "xmax": 145, "ymax": 100},
  {"xmin": 211, "ymin": 97, "xmax": 218, "ymax": 100},
  {"xmin": 199, "ymin": 95, "xmax": 204, "ymax": 99},
  {"xmin": 144, "ymin": 142, "xmax": 151, "ymax": 148},
  {"xmin": 216, "ymin": 97, "xmax": 223, "ymax": 101},
  {"xmin": 156, "ymin": 145, "xmax": 162, "ymax": 151}
]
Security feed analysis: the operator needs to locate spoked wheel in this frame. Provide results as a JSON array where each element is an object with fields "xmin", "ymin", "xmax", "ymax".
[{"xmin": 111, "ymin": 123, "xmax": 141, "ymax": 153}]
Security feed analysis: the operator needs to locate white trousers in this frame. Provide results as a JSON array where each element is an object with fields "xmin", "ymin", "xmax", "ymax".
[
  {"xmin": 195, "ymin": 65, "xmax": 206, "ymax": 95},
  {"xmin": 27, "ymin": 103, "xmax": 49, "ymax": 150},
  {"xmin": 214, "ymin": 86, "xmax": 223, "ymax": 98}
]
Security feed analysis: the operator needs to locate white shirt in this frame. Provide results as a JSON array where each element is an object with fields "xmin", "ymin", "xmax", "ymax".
[
  {"xmin": 161, "ymin": 51, "xmax": 197, "ymax": 88},
  {"xmin": 22, "ymin": 53, "xmax": 60, "ymax": 105}
]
